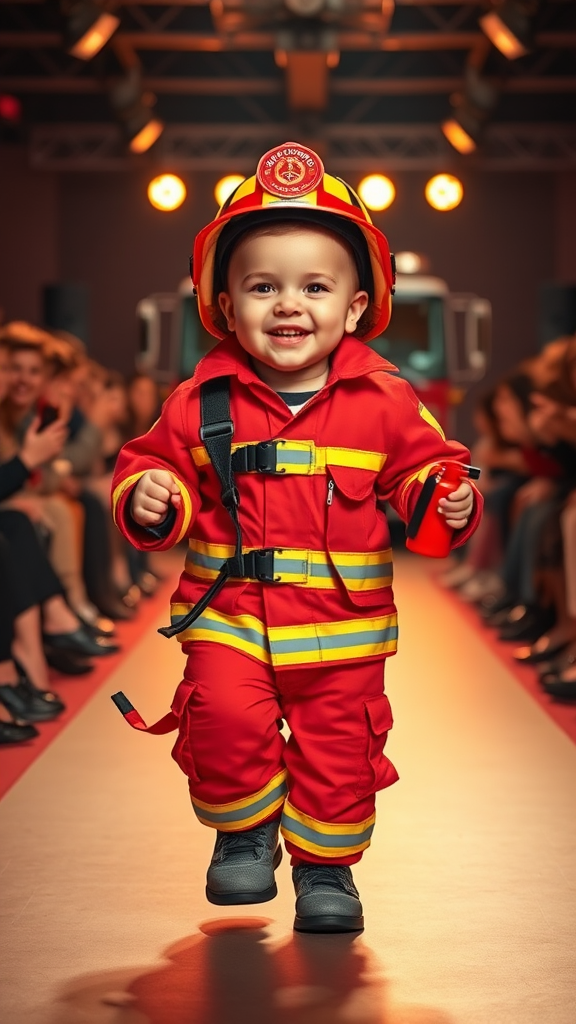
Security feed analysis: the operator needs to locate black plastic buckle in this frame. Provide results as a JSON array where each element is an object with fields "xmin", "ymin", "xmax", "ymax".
[
  {"xmin": 200, "ymin": 420, "xmax": 233, "ymax": 442},
  {"xmin": 232, "ymin": 441, "xmax": 279, "ymax": 474},
  {"xmin": 241, "ymin": 547, "xmax": 279, "ymax": 583}
]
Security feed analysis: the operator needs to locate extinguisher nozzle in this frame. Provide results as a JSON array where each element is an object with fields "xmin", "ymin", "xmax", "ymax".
[
  {"xmin": 464, "ymin": 465, "xmax": 481, "ymax": 480},
  {"xmin": 111, "ymin": 691, "xmax": 134, "ymax": 716}
]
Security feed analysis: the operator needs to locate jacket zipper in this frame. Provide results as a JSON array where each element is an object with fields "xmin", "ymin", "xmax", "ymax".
[{"xmin": 326, "ymin": 479, "xmax": 335, "ymax": 506}]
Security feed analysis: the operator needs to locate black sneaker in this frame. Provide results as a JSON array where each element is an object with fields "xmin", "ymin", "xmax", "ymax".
[
  {"xmin": 206, "ymin": 820, "xmax": 282, "ymax": 906},
  {"xmin": 293, "ymin": 864, "xmax": 364, "ymax": 933}
]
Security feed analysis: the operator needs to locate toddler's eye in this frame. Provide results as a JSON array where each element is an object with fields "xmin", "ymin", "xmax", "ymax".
[
  {"xmin": 253, "ymin": 283, "xmax": 274, "ymax": 293},
  {"xmin": 306, "ymin": 283, "xmax": 327, "ymax": 294}
]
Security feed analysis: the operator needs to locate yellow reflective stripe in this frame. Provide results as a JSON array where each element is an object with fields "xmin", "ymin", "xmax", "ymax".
[
  {"xmin": 269, "ymin": 614, "xmax": 398, "ymax": 667},
  {"xmin": 314, "ymin": 446, "xmax": 385, "ymax": 472},
  {"xmin": 192, "ymin": 770, "xmax": 287, "ymax": 830},
  {"xmin": 171, "ymin": 474, "xmax": 193, "ymax": 542},
  {"xmin": 171, "ymin": 606, "xmax": 271, "ymax": 663},
  {"xmin": 281, "ymin": 800, "xmax": 375, "ymax": 857},
  {"xmin": 111, "ymin": 471, "xmax": 148, "ymax": 525},
  {"xmin": 400, "ymin": 461, "xmax": 441, "ymax": 501},
  {"xmin": 418, "ymin": 401, "xmax": 446, "ymax": 439},
  {"xmin": 190, "ymin": 441, "xmax": 386, "ymax": 475},
  {"xmin": 196, "ymin": 795, "xmax": 286, "ymax": 831},
  {"xmin": 112, "ymin": 470, "xmax": 192, "ymax": 540},
  {"xmin": 184, "ymin": 540, "xmax": 393, "ymax": 590}
]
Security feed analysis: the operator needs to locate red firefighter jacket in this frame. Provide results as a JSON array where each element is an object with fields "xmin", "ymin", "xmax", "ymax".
[{"xmin": 112, "ymin": 335, "xmax": 482, "ymax": 670}]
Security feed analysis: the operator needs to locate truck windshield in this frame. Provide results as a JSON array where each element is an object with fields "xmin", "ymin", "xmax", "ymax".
[{"xmin": 368, "ymin": 295, "xmax": 446, "ymax": 381}]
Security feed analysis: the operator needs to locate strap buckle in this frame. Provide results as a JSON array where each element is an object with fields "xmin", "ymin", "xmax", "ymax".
[
  {"xmin": 232, "ymin": 441, "xmax": 280, "ymax": 474},
  {"xmin": 235, "ymin": 547, "xmax": 281, "ymax": 583},
  {"xmin": 200, "ymin": 419, "xmax": 234, "ymax": 442}
]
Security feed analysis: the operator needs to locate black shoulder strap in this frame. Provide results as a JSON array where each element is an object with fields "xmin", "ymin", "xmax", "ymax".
[{"xmin": 157, "ymin": 375, "xmax": 243, "ymax": 639}]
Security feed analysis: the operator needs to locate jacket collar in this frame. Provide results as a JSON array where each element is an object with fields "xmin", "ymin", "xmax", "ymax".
[{"xmin": 191, "ymin": 334, "xmax": 397, "ymax": 390}]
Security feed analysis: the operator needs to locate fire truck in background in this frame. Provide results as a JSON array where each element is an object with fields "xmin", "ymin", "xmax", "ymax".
[{"xmin": 135, "ymin": 251, "xmax": 491, "ymax": 434}]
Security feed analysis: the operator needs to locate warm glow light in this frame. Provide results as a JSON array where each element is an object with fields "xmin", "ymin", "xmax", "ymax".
[
  {"xmin": 395, "ymin": 251, "xmax": 427, "ymax": 275},
  {"xmin": 214, "ymin": 174, "xmax": 246, "ymax": 208},
  {"xmin": 441, "ymin": 118, "xmax": 477, "ymax": 155},
  {"xmin": 129, "ymin": 117, "xmax": 164, "ymax": 154},
  {"xmin": 479, "ymin": 11, "xmax": 529, "ymax": 60},
  {"xmin": 69, "ymin": 12, "xmax": 120, "ymax": 60},
  {"xmin": 425, "ymin": 174, "xmax": 463, "ymax": 212},
  {"xmin": 147, "ymin": 174, "xmax": 187, "ymax": 212},
  {"xmin": 357, "ymin": 174, "xmax": 395, "ymax": 212}
]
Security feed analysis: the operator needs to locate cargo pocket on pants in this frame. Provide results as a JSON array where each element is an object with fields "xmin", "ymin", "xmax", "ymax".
[
  {"xmin": 170, "ymin": 680, "xmax": 200, "ymax": 783},
  {"xmin": 356, "ymin": 693, "xmax": 399, "ymax": 799}
]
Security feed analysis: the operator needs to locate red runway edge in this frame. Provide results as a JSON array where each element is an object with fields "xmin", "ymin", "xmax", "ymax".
[{"xmin": 0, "ymin": 577, "xmax": 174, "ymax": 800}]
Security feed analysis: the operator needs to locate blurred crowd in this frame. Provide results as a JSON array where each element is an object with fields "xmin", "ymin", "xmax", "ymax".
[
  {"xmin": 441, "ymin": 335, "xmax": 576, "ymax": 703},
  {"xmin": 0, "ymin": 320, "xmax": 163, "ymax": 746}
]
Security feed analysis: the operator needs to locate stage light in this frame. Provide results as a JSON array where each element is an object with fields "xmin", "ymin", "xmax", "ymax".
[
  {"xmin": 66, "ymin": 1, "xmax": 119, "ymax": 61},
  {"xmin": 108, "ymin": 69, "xmax": 164, "ymax": 154},
  {"xmin": 479, "ymin": 2, "xmax": 536, "ymax": 60},
  {"xmin": 0, "ymin": 94, "xmax": 22, "ymax": 123},
  {"xmin": 357, "ymin": 174, "xmax": 395, "ymax": 212},
  {"xmin": 214, "ymin": 174, "xmax": 245, "ymax": 208},
  {"xmin": 394, "ymin": 252, "xmax": 430, "ymax": 275},
  {"xmin": 442, "ymin": 66, "xmax": 498, "ymax": 154},
  {"xmin": 148, "ymin": 174, "xmax": 187, "ymax": 212},
  {"xmin": 128, "ymin": 112, "xmax": 164, "ymax": 154},
  {"xmin": 425, "ymin": 174, "xmax": 463, "ymax": 212},
  {"xmin": 441, "ymin": 118, "xmax": 477, "ymax": 155}
]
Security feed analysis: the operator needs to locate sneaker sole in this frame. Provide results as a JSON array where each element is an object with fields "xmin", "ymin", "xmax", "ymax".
[
  {"xmin": 293, "ymin": 913, "xmax": 364, "ymax": 934},
  {"xmin": 205, "ymin": 845, "xmax": 282, "ymax": 906}
]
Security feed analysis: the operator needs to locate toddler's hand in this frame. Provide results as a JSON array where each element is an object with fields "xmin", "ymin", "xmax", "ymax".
[
  {"xmin": 132, "ymin": 469, "xmax": 181, "ymax": 527},
  {"xmin": 439, "ymin": 480, "xmax": 474, "ymax": 529}
]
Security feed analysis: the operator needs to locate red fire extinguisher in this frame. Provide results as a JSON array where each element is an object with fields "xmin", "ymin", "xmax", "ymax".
[{"xmin": 405, "ymin": 462, "xmax": 481, "ymax": 558}]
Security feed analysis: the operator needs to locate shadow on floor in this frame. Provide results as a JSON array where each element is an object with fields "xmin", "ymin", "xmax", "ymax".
[{"xmin": 47, "ymin": 917, "xmax": 455, "ymax": 1024}]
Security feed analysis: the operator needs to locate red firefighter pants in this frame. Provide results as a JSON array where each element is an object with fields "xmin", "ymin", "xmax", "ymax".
[{"xmin": 171, "ymin": 643, "xmax": 398, "ymax": 865}]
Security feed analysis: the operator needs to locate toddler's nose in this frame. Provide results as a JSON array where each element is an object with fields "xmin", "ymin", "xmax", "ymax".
[{"xmin": 274, "ymin": 290, "xmax": 303, "ymax": 317}]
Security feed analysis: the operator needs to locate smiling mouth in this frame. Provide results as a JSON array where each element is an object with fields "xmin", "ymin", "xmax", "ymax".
[{"xmin": 267, "ymin": 328, "xmax": 310, "ymax": 339}]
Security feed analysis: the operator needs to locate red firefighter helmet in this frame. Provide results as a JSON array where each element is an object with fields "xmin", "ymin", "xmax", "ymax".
[{"xmin": 192, "ymin": 141, "xmax": 395, "ymax": 342}]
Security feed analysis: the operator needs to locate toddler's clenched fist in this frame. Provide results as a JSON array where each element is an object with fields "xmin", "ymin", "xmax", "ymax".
[{"xmin": 131, "ymin": 469, "xmax": 182, "ymax": 527}]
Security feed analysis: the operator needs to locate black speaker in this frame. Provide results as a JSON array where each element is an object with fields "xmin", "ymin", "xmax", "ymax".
[
  {"xmin": 43, "ymin": 283, "xmax": 89, "ymax": 345},
  {"xmin": 539, "ymin": 283, "xmax": 576, "ymax": 348}
]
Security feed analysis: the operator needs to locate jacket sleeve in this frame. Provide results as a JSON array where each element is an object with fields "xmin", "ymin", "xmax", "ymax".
[
  {"xmin": 376, "ymin": 375, "xmax": 483, "ymax": 549},
  {"xmin": 111, "ymin": 385, "xmax": 200, "ymax": 551}
]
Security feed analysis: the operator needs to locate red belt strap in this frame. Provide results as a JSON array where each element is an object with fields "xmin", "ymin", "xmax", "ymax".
[{"xmin": 111, "ymin": 691, "xmax": 178, "ymax": 734}]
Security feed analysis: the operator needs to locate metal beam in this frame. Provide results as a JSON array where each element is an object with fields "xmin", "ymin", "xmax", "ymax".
[
  {"xmin": 2, "ymin": 30, "xmax": 575, "ymax": 51},
  {"xmin": 29, "ymin": 122, "xmax": 576, "ymax": 171},
  {"xmin": 3, "ymin": 75, "xmax": 576, "ymax": 95}
]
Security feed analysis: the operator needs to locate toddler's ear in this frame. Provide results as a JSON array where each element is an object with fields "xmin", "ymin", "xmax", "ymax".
[{"xmin": 218, "ymin": 292, "xmax": 235, "ymax": 330}]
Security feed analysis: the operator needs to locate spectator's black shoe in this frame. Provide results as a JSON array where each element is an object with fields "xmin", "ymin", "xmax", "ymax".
[
  {"xmin": 479, "ymin": 592, "xmax": 514, "ymax": 620},
  {"xmin": 206, "ymin": 820, "xmax": 282, "ymax": 905},
  {"xmin": 541, "ymin": 673, "xmax": 576, "ymax": 701},
  {"xmin": 0, "ymin": 719, "xmax": 39, "ymax": 745},
  {"xmin": 0, "ymin": 683, "xmax": 62, "ymax": 723},
  {"xmin": 293, "ymin": 864, "xmax": 364, "ymax": 933},
  {"xmin": 43, "ymin": 626, "xmax": 120, "ymax": 657},
  {"xmin": 538, "ymin": 647, "xmax": 576, "ymax": 684},
  {"xmin": 15, "ymin": 672, "xmax": 65, "ymax": 714},
  {"xmin": 498, "ymin": 605, "xmax": 555, "ymax": 643},
  {"xmin": 513, "ymin": 638, "xmax": 570, "ymax": 665},
  {"xmin": 44, "ymin": 646, "xmax": 94, "ymax": 676}
]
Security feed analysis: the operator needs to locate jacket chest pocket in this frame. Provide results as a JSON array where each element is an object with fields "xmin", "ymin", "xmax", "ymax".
[{"xmin": 325, "ymin": 465, "xmax": 393, "ymax": 609}]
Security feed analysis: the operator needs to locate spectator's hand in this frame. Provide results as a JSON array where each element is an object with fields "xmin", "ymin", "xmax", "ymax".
[
  {"xmin": 439, "ymin": 481, "xmax": 474, "ymax": 529},
  {"xmin": 132, "ymin": 469, "xmax": 181, "ymax": 526},
  {"xmin": 20, "ymin": 415, "xmax": 68, "ymax": 470}
]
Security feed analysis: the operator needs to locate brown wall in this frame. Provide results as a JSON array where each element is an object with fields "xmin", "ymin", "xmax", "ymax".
[{"xmin": 0, "ymin": 146, "xmax": 59, "ymax": 326}]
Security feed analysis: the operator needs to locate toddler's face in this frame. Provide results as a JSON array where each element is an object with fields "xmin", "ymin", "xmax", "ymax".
[{"xmin": 218, "ymin": 225, "xmax": 368, "ymax": 377}]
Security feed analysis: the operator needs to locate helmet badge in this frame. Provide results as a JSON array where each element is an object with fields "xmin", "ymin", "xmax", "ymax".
[{"xmin": 256, "ymin": 142, "xmax": 324, "ymax": 198}]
